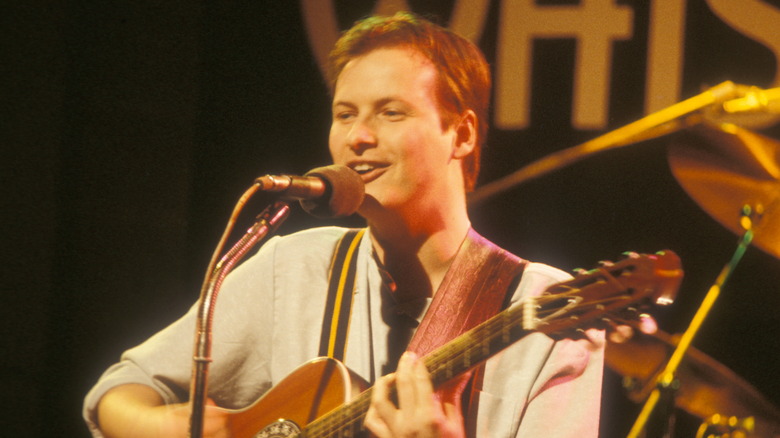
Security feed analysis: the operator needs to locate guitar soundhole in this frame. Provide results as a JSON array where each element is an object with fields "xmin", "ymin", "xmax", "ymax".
[{"xmin": 254, "ymin": 419, "xmax": 301, "ymax": 438}]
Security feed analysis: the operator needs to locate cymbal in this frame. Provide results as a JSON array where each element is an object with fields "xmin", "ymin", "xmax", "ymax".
[
  {"xmin": 606, "ymin": 330, "xmax": 780, "ymax": 436},
  {"xmin": 668, "ymin": 122, "xmax": 780, "ymax": 259}
]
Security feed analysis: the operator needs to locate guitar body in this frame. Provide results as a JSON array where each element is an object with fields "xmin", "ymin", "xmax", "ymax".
[{"xmin": 221, "ymin": 357, "xmax": 369, "ymax": 438}]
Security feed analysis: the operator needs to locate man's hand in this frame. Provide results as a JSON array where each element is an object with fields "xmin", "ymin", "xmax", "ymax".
[
  {"xmin": 364, "ymin": 352, "xmax": 466, "ymax": 438},
  {"xmin": 608, "ymin": 313, "xmax": 659, "ymax": 344},
  {"xmin": 98, "ymin": 384, "xmax": 231, "ymax": 438}
]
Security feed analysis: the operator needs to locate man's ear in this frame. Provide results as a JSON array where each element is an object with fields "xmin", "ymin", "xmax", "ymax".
[{"xmin": 451, "ymin": 110, "xmax": 477, "ymax": 159}]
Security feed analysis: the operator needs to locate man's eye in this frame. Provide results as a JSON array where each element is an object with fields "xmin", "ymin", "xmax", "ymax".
[
  {"xmin": 381, "ymin": 109, "xmax": 405, "ymax": 120},
  {"xmin": 335, "ymin": 112, "xmax": 355, "ymax": 122}
]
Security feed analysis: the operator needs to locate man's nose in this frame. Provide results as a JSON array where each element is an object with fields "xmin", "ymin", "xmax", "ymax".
[{"xmin": 346, "ymin": 120, "xmax": 377, "ymax": 154}]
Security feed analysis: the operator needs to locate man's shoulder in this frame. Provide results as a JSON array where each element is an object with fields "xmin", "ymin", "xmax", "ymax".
[
  {"xmin": 239, "ymin": 226, "xmax": 366, "ymax": 278},
  {"xmin": 271, "ymin": 226, "xmax": 365, "ymax": 254},
  {"xmin": 510, "ymin": 261, "xmax": 572, "ymax": 302},
  {"xmin": 523, "ymin": 261, "xmax": 572, "ymax": 282},
  {"xmin": 280, "ymin": 225, "xmax": 355, "ymax": 240}
]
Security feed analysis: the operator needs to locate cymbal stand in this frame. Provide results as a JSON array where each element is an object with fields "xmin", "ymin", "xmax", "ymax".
[
  {"xmin": 469, "ymin": 81, "xmax": 748, "ymax": 205},
  {"xmin": 626, "ymin": 206, "xmax": 758, "ymax": 438}
]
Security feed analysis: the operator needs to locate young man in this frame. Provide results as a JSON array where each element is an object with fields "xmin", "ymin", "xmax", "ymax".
[{"xmin": 85, "ymin": 13, "xmax": 604, "ymax": 437}]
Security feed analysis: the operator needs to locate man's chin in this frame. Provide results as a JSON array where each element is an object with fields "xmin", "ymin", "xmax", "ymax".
[
  {"xmin": 355, "ymin": 194, "xmax": 407, "ymax": 221},
  {"xmin": 356, "ymin": 195, "xmax": 381, "ymax": 217}
]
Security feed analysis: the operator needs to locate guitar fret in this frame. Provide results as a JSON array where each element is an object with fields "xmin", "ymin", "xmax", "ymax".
[
  {"xmin": 501, "ymin": 310, "xmax": 510, "ymax": 343},
  {"xmin": 422, "ymin": 304, "xmax": 529, "ymax": 388}
]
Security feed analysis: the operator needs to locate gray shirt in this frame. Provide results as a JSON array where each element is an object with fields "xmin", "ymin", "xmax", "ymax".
[{"xmin": 83, "ymin": 226, "xmax": 604, "ymax": 437}]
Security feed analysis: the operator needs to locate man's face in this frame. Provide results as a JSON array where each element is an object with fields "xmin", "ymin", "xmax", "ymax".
[{"xmin": 329, "ymin": 47, "xmax": 461, "ymax": 219}]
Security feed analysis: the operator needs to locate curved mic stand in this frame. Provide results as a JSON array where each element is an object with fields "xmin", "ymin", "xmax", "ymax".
[{"xmin": 188, "ymin": 191, "xmax": 291, "ymax": 438}]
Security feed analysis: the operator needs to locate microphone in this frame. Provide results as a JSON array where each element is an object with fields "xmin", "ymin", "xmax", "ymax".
[
  {"xmin": 255, "ymin": 165, "xmax": 365, "ymax": 218},
  {"xmin": 722, "ymin": 86, "xmax": 780, "ymax": 114}
]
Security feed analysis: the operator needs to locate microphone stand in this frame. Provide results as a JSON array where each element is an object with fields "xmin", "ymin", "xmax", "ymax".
[
  {"xmin": 188, "ymin": 194, "xmax": 291, "ymax": 438},
  {"xmin": 626, "ymin": 206, "xmax": 756, "ymax": 438}
]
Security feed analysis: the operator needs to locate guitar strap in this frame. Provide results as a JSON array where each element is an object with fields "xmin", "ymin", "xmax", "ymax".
[
  {"xmin": 319, "ymin": 227, "xmax": 526, "ymax": 395},
  {"xmin": 318, "ymin": 228, "xmax": 366, "ymax": 361},
  {"xmin": 406, "ymin": 228, "xmax": 527, "ymax": 356},
  {"xmin": 406, "ymin": 228, "xmax": 527, "ymax": 424}
]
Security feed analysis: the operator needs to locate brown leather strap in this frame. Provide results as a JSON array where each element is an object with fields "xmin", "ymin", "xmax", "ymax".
[{"xmin": 406, "ymin": 228, "xmax": 527, "ymax": 357}]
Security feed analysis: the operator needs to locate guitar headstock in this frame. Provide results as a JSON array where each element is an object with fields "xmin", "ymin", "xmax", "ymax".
[{"xmin": 526, "ymin": 251, "xmax": 683, "ymax": 336}]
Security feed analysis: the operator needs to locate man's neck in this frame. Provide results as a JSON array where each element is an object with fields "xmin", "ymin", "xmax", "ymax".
[{"xmin": 367, "ymin": 211, "xmax": 471, "ymax": 301}]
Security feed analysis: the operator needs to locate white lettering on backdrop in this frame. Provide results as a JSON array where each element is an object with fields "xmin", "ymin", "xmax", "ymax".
[{"xmin": 301, "ymin": 0, "xmax": 780, "ymax": 130}]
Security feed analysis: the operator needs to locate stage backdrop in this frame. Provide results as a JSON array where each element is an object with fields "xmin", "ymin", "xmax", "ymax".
[{"xmin": 6, "ymin": 1, "xmax": 779, "ymax": 437}]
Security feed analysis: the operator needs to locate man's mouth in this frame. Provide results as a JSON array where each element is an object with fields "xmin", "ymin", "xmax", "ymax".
[
  {"xmin": 352, "ymin": 163, "xmax": 375, "ymax": 175},
  {"xmin": 348, "ymin": 162, "xmax": 387, "ymax": 181}
]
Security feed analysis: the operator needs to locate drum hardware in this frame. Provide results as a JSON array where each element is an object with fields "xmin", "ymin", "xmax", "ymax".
[
  {"xmin": 469, "ymin": 80, "xmax": 780, "ymax": 437},
  {"xmin": 468, "ymin": 81, "xmax": 779, "ymax": 206},
  {"xmin": 624, "ymin": 120, "xmax": 779, "ymax": 437},
  {"xmin": 696, "ymin": 414, "xmax": 755, "ymax": 438}
]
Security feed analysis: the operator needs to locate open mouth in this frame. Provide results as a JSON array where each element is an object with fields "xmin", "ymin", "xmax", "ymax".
[
  {"xmin": 352, "ymin": 163, "xmax": 375, "ymax": 175},
  {"xmin": 349, "ymin": 162, "xmax": 388, "ymax": 181}
]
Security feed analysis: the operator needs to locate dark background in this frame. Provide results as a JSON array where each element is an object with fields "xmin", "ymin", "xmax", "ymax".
[{"xmin": 4, "ymin": 1, "xmax": 779, "ymax": 436}]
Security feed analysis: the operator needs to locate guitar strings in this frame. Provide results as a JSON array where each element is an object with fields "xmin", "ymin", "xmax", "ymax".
[{"xmin": 302, "ymin": 270, "xmax": 641, "ymax": 436}]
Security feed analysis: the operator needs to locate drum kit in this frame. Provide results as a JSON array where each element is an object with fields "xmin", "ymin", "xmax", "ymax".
[{"xmin": 471, "ymin": 81, "xmax": 780, "ymax": 437}]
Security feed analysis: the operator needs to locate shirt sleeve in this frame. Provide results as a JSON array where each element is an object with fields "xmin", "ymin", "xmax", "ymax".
[
  {"xmin": 81, "ymin": 234, "xmax": 283, "ymax": 437},
  {"xmin": 514, "ymin": 263, "xmax": 605, "ymax": 438},
  {"xmin": 468, "ymin": 262, "xmax": 605, "ymax": 438}
]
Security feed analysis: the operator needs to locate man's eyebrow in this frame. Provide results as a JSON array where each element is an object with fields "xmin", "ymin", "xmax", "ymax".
[
  {"xmin": 332, "ymin": 96, "xmax": 409, "ymax": 109},
  {"xmin": 331, "ymin": 100, "xmax": 354, "ymax": 109},
  {"xmin": 332, "ymin": 99, "xmax": 353, "ymax": 107},
  {"xmin": 375, "ymin": 97, "xmax": 409, "ymax": 107}
]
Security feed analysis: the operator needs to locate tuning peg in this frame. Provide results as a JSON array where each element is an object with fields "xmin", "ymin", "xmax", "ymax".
[
  {"xmin": 621, "ymin": 251, "xmax": 640, "ymax": 259},
  {"xmin": 597, "ymin": 260, "xmax": 615, "ymax": 267},
  {"xmin": 572, "ymin": 268, "xmax": 589, "ymax": 275}
]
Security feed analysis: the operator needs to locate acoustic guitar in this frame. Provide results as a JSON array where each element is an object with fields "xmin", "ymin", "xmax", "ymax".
[{"xmin": 216, "ymin": 251, "xmax": 682, "ymax": 437}]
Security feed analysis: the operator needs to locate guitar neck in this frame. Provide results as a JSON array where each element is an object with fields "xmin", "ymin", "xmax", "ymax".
[
  {"xmin": 424, "ymin": 302, "xmax": 531, "ymax": 387},
  {"xmin": 302, "ymin": 303, "xmax": 532, "ymax": 437},
  {"xmin": 300, "ymin": 251, "xmax": 681, "ymax": 437}
]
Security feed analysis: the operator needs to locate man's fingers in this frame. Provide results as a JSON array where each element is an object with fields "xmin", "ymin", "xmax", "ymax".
[
  {"xmin": 411, "ymin": 353, "xmax": 435, "ymax": 404},
  {"xmin": 638, "ymin": 313, "xmax": 658, "ymax": 334},
  {"xmin": 364, "ymin": 351, "xmax": 465, "ymax": 437},
  {"xmin": 395, "ymin": 352, "xmax": 422, "ymax": 415},
  {"xmin": 608, "ymin": 312, "xmax": 659, "ymax": 344},
  {"xmin": 608, "ymin": 324, "xmax": 634, "ymax": 343},
  {"xmin": 365, "ymin": 374, "xmax": 396, "ymax": 438}
]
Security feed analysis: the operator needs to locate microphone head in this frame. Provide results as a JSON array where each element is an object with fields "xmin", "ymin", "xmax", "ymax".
[{"xmin": 300, "ymin": 165, "xmax": 365, "ymax": 218}]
